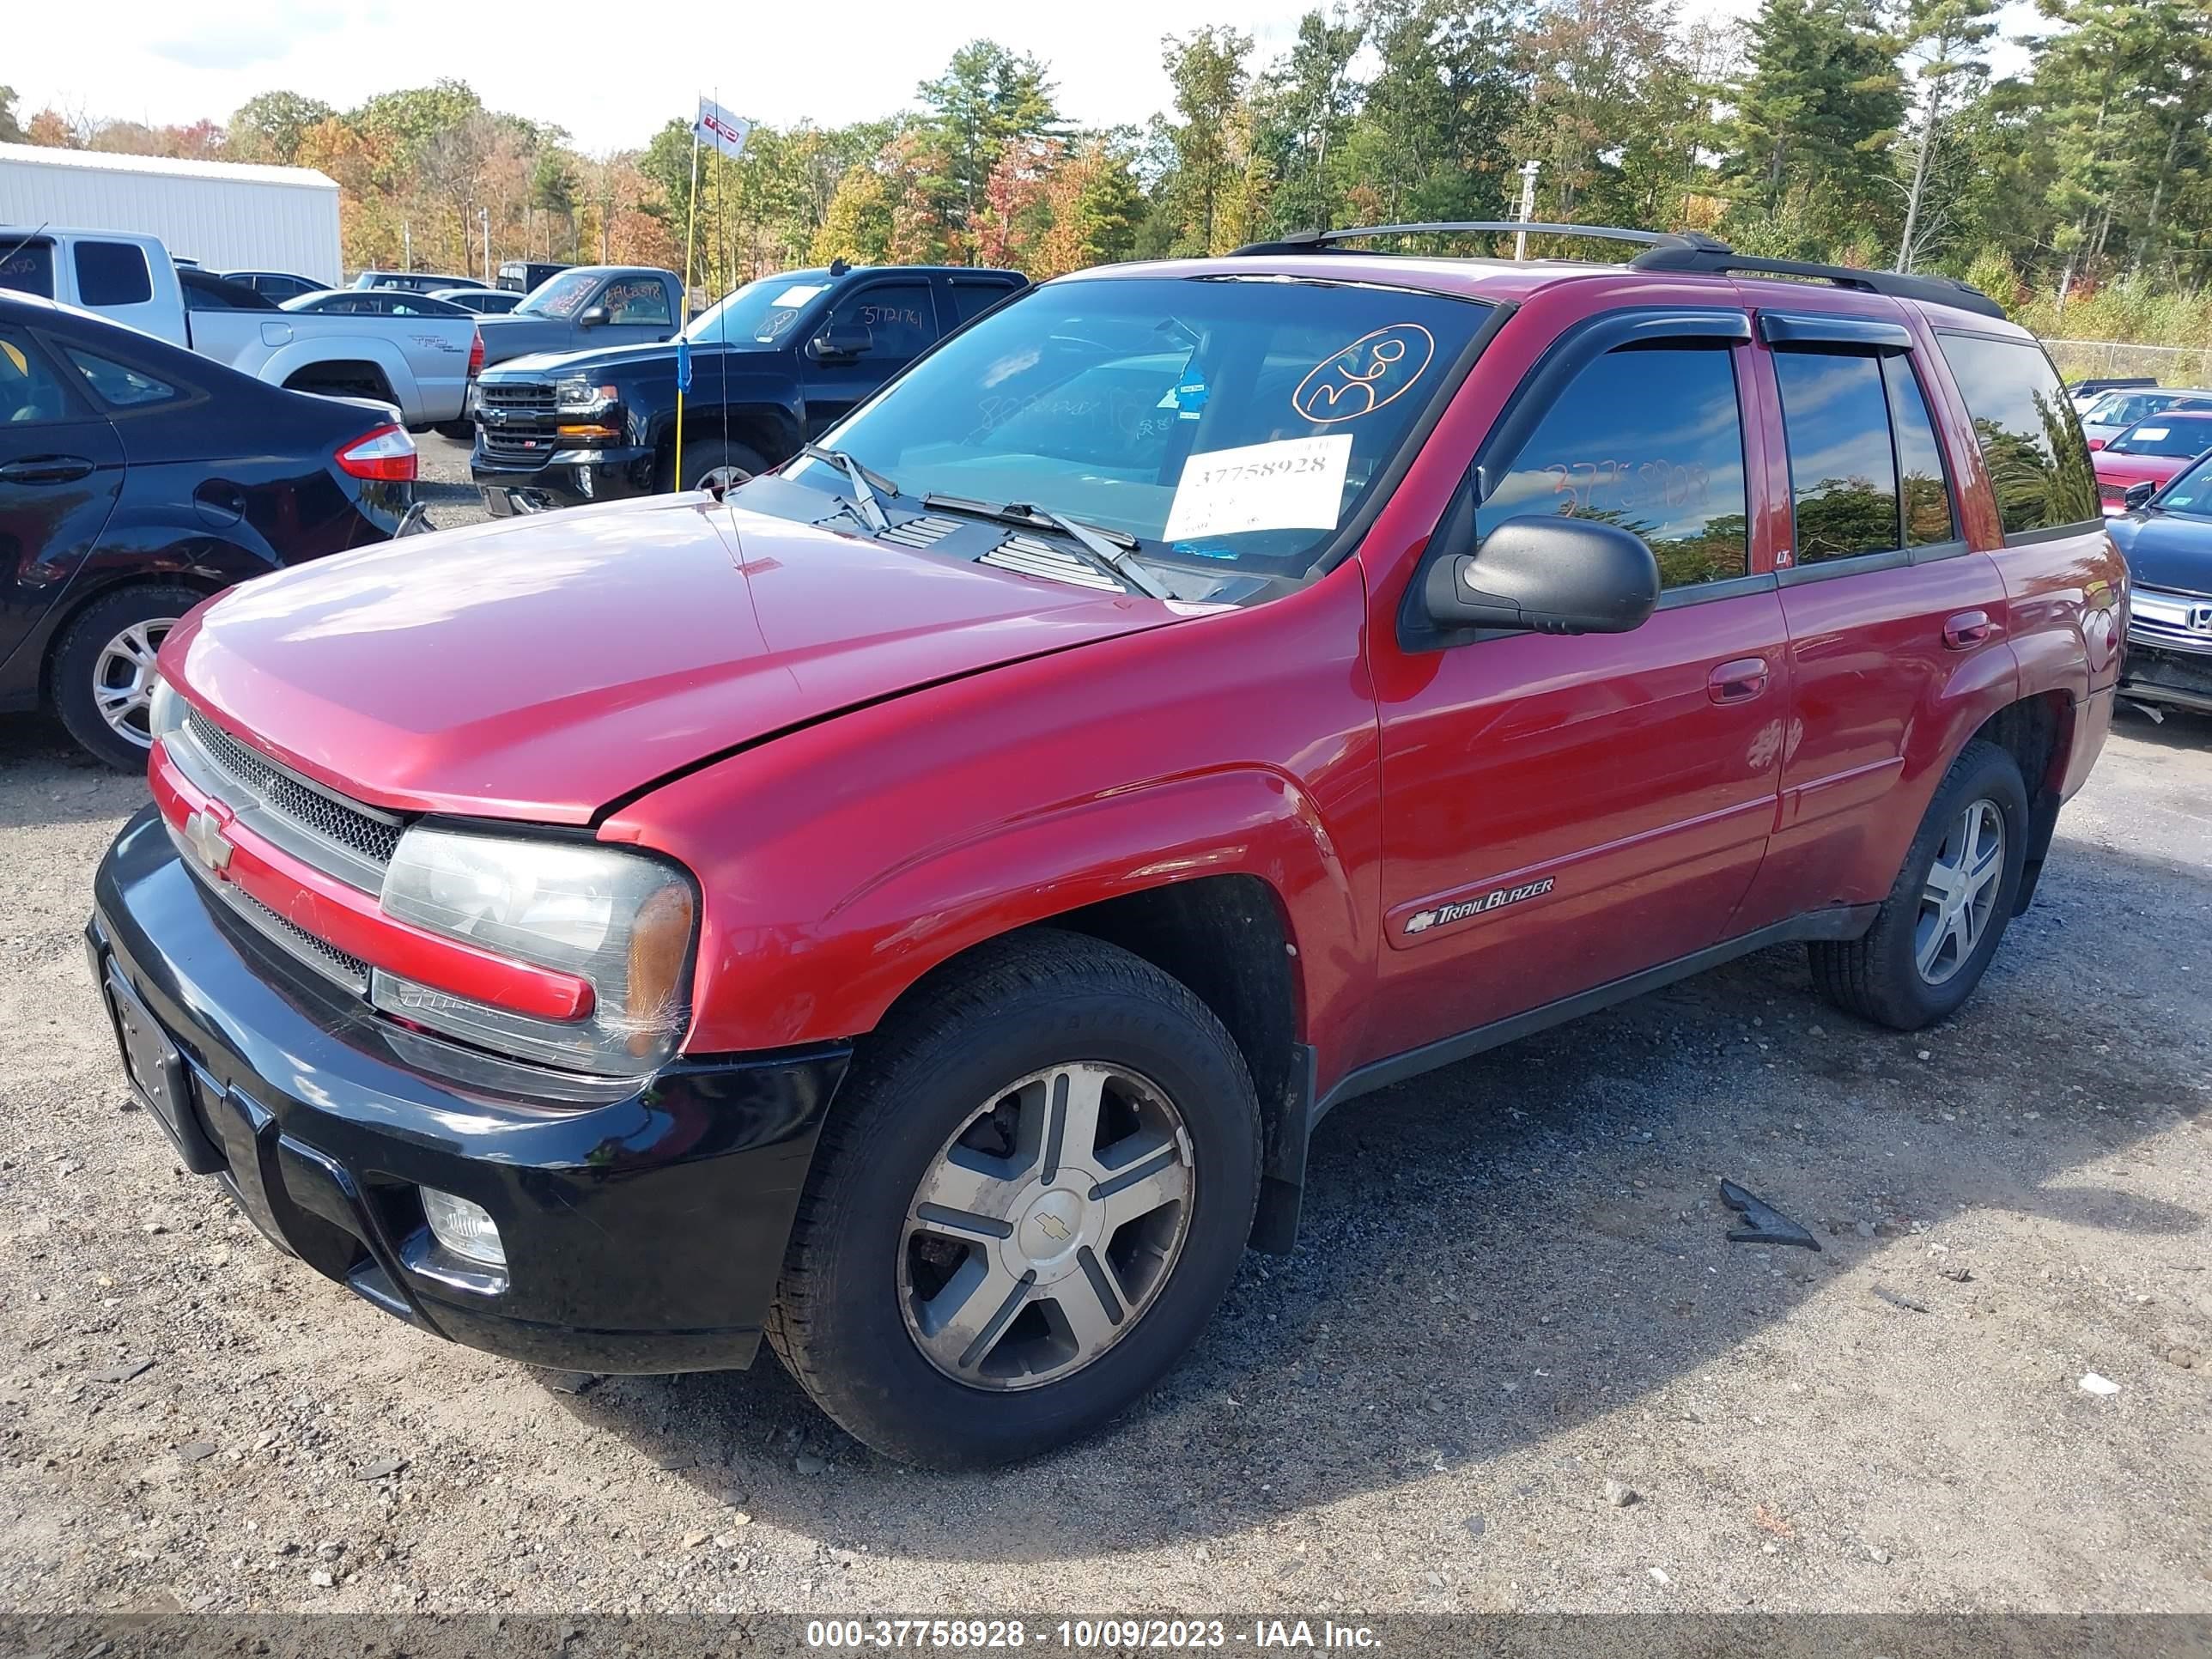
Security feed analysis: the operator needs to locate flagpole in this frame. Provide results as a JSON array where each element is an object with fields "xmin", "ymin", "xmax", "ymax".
[{"xmin": 676, "ymin": 109, "xmax": 702, "ymax": 491}]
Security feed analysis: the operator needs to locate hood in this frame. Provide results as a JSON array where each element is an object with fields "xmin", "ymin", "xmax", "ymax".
[
  {"xmin": 2110, "ymin": 510, "xmax": 2212, "ymax": 598},
  {"xmin": 163, "ymin": 496, "xmax": 1179, "ymax": 823},
  {"xmin": 2094, "ymin": 451, "xmax": 2190, "ymax": 489},
  {"xmin": 478, "ymin": 336, "xmax": 769, "ymax": 381}
]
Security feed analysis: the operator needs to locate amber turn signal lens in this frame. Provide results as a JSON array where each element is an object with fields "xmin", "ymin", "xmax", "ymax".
[{"xmin": 626, "ymin": 883, "xmax": 696, "ymax": 1056}]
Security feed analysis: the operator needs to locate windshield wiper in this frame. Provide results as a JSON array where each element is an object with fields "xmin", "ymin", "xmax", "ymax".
[
  {"xmin": 799, "ymin": 443, "xmax": 896, "ymax": 534},
  {"xmin": 922, "ymin": 494, "xmax": 1170, "ymax": 599}
]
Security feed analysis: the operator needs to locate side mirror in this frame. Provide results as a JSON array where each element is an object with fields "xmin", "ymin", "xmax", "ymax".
[
  {"xmin": 578, "ymin": 305, "xmax": 610, "ymax": 328},
  {"xmin": 2124, "ymin": 480, "xmax": 2157, "ymax": 512},
  {"xmin": 807, "ymin": 325, "xmax": 872, "ymax": 362},
  {"xmin": 1422, "ymin": 516, "xmax": 1660, "ymax": 635},
  {"xmin": 2087, "ymin": 435, "xmax": 2105, "ymax": 451}
]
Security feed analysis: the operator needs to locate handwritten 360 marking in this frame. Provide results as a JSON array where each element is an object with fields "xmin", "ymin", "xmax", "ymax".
[{"xmin": 1291, "ymin": 324, "xmax": 1436, "ymax": 424}]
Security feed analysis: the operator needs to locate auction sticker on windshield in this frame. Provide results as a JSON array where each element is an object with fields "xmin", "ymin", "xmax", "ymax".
[{"xmin": 1164, "ymin": 434, "xmax": 1352, "ymax": 541}]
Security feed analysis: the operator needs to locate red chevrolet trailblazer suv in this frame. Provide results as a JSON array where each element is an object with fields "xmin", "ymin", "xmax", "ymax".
[{"xmin": 90, "ymin": 225, "xmax": 2123, "ymax": 1468}]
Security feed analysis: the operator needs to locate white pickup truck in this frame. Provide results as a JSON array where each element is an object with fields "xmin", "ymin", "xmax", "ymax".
[{"xmin": 0, "ymin": 227, "xmax": 477, "ymax": 427}]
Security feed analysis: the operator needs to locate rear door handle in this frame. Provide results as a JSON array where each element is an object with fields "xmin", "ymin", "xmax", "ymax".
[
  {"xmin": 1708, "ymin": 655, "xmax": 1771, "ymax": 704},
  {"xmin": 1943, "ymin": 610, "xmax": 1993, "ymax": 649},
  {"xmin": 0, "ymin": 455, "xmax": 95, "ymax": 485}
]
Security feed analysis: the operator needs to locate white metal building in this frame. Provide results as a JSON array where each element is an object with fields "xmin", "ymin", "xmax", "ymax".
[{"xmin": 0, "ymin": 143, "xmax": 343, "ymax": 284}]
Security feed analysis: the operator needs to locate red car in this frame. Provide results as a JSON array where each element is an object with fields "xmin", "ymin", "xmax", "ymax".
[
  {"xmin": 90, "ymin": 226, "xmax": 2122, "ymax": 1468},
  {"xmin": 2091, "ymin": 408, "xmax": 2212, "ymax": 514}
]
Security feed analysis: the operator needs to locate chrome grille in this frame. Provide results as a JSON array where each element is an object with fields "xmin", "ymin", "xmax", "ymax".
[
  {"xmin": 2128, "ymin": 586, "xmax": 2212, "ymax": 656},
  {"xmin": 879, "ymin": 514, "xmax": 962, "ymax": 550},
  {"xmin": 981, "ymin": 532, "xmax": 1126, "ymax": 592},
  {"xmin": 183, "ymin": 712, "xmax": 402, "ymax": 876}
]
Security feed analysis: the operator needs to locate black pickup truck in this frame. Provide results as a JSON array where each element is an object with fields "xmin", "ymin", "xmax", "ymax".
[{"xmin": 470, "ymin": 263, "xmax": 1026, "ymax": 512}]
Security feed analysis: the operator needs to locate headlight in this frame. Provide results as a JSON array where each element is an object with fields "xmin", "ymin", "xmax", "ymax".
[
  {"xmin": 554, "ymin": 378, "xmax": 617, "ymax": 414},
  {"xmin": 373, "ymin": 828, "xmax": 697, "ymax": 1077},
  {"xmin": 149, "ymin": 675, "xmax": 185, "ymax": 747}
]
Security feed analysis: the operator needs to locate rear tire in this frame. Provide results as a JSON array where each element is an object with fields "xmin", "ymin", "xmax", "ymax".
[
  {"xmin": 659, "ymin": 438, "xmax": 764, "ymax": 497},
  {"xmin": 1808, "ymin": 738, "xmax": 2029, "ymax": 1030},
  {"xmin": 766, "ymin": 930, "xmax": 1261, "ymax": 1468},
  {"xmin": 51, "ymin": 583, "xmax": 204, "ymax": 770}
]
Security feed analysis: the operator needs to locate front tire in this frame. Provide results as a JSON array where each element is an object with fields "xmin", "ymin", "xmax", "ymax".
[
  {"xmin": 659, "ymin": 438, "xmax": 764, "ymax": 497},
  {"xmin": 51, "ymin": 584, "xmax": 203, "ymax": 770},
  {"xmin": 1808, "ymin": 738, "xmax": 2029, "ymax": 1029},
  {"xmin": 766, "ymin": 930, "xmax": 1261, "ymax": 1468}
]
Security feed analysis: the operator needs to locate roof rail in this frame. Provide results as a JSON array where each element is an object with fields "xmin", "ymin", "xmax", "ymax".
[
  {"xmin": 1230, "ymin": 222, "xmax": 1732, "ymax": 256},
  {"xmin": 1228, "ymin": 221, "xmax": 2009, "ymax": 321},
  {"xmin": 1627, "ymin": 242, "xmax": 2007, "ymax": 320}
]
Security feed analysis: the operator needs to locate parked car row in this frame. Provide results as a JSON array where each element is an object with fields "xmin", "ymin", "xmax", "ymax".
[{"xmin": 84, "ymin": 223, "xmax": 2137, "ymax": 1474}]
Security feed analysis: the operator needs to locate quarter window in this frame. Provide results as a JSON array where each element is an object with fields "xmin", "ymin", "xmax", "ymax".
[
  {"xmin": 1935, "ymin": 332, "xmax": 2099, "ymax": 534},
  {"xmin": 949, "ymin": 282, "xmax": 1014, "ymax": 326},
  {"xmin": 0, "ymin": 240, "xmax": 56, "ymax": 299},
  {"xmin": 1478, "ymin": 343, "xmax": 1750, "ymax": 590},
  {"xmin": 74, "ymin": 241, "xmax": 153, "ymax": 307},
  {"xmin": 65, "ymin": 348, "xmax": 178, "ymax": 409}
]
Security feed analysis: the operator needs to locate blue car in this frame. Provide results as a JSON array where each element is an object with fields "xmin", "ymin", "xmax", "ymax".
[{"xmin": 2111, "ymin": 451, "xmax": 2212, "ymax": 719}]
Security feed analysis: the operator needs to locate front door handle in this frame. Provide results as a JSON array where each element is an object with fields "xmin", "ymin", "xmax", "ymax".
[
  {"xmin": 1708, "ymin": 655, "xmax": 1771, "ymax": 704},
  {"xmin": 0, "ymin": 455, "xmax": 95, "ymax": 485},
  {"xmin": 1943, "ymin": 610, "xmax": 1993, "ymax": 650}
]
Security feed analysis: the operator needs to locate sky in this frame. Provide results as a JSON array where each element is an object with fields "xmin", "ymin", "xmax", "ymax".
[{"xmin": 9, "ymin": 0, "xmax": 2039, "ymax": 158}]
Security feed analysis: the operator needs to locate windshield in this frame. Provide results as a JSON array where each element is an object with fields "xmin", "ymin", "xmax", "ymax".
[
  {"xmin": 514, "ymin": 270, "xmax": 602, "ymax": 318},
  {"xmin": 2112, "ymin": 417, "xmax": 2212, "ymax": 459},
  {"xmin": 799, "ymin": 274, "xmax": 1492, "ymax": 577},
  {"xmin": 684, "ymin": 273, "xmax": 833, "ymax": 345},
  {"xmin": 2152, "ymin": 453, "xmax": 2212, "ymax": 515}
]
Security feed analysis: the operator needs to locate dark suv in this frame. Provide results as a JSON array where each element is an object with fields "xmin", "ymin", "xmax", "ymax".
[
  {"xmin": 469, "ymin": 262, "xmax": 1025, "ymax": 513},
  {"xmin": 94, "ymin": 224, "xmax": 2121, "ymax": 1469}
]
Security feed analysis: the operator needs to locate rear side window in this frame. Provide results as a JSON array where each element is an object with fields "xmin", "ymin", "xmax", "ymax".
[
  {"xmin": 1936, "ymin": 332, "xmax": 2099, "ymax": 534},
  {"xmin": 949, "ymin": 281, "xmax": 1014, "ymax": 326},
  {"xmin": 1478, "ymin": 343, "xmax": 1750, "ymax": 590},
  {"xmin": 1771, "ymin": 349, "xmax": 1957, "ymax": 561},
  {"xmin": 74, "ymin": 241, "xmax": 153, "ymax": 307},
  {"xmin": 1890, "ymin": 359, "xmax": 1956, "ymax": 545},
  {"xmin": 65, "ymin": 348, "xmax": 179, "ymax": 409},
  {"xmin": 0, "ymin": 329, "xmax": 73, "ymax": 422},
  {"xmin": 1772, "ymin": 352, "xmax": 1898, "ymax": 562},
  {"xmin": 0, "ymin": 240, "xmax": 56, "ymax": 299}
]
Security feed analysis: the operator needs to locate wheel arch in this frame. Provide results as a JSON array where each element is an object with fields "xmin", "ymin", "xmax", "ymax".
[
  {"xmin": 36, "ymin": 565, "xmax": 229, "ymax": 708},
  {"xmin": 875, "ymin": 872, "xmax": 1314, "ymax": 1255},
  {"xmin": 1971, "ymin": 690, "xmax": 2072, "ymax": 913}
]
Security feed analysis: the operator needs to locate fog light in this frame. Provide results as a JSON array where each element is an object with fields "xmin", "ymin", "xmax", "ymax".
[{"xmin": 421, "ymin": 1188, "xmax": 506, "ymax": 1268}]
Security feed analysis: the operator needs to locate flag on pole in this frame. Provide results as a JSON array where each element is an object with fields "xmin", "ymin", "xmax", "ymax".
[{"xmin": 695, "ymin": 98, "xmax": 750, "ymax": 160}]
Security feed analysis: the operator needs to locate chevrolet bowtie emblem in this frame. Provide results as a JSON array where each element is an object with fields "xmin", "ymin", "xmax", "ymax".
[
  {"xmin": 183, "ymin": 809, "xmax": 234, "ymax": 877},
  {"xmin": 1034, "ymin": 1214, "xmax": 1071, "ymax": 1242}
]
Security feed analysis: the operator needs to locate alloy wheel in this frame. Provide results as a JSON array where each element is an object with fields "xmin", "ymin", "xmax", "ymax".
[
  {"xmin": 90, "ymin": 618, "xmax": 177, "ymax": 749},
  {"xmin": 1915, "ymin": 797, "xmax": 2005, "ymax": 985},
  {"xmin": 898, "ymin": 1061, "xmax": 1195, "ymax": 1391}
]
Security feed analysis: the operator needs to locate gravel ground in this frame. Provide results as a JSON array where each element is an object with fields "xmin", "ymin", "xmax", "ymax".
[
  {"xmin": 414, "ymin": 430, "xmax": 491, "ymax": 532},
  {"xmin": 1, "ymin": 599, "xmax": 2208, "ymax": 1616}
]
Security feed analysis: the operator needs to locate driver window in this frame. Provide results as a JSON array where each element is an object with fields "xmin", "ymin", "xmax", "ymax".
[
  {"xmin": 1478, "ymin": 343, "xmax": 1751, "ymax": 591},
  {"xmin": 824, "ymin": 283, "xmax": 936, "ymax": 361},
  {"xmin": 603, "ymin": 278, "xmax": 672, "ymax": 326}
]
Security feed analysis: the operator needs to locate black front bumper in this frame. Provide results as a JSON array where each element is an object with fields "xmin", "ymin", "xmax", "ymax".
[
  {"xmin": 471, "ymin": 438, "xmax": 657, "ymax": 514},
  {"xmin": 88, "ymin": 807, "xmax": 848, "ymax": 1374},
  {"xmin": 2120, "ymin": 635, "xmax": 2212, "ymax": 714}
]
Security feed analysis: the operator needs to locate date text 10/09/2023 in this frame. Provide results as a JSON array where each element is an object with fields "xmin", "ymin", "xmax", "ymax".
[{"xmin": 804, "ymin": 1620, "xmax": 1382, "ymax": 1650}]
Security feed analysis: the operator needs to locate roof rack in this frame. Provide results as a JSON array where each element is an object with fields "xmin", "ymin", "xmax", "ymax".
[
  {"xmin": 1229, "ymin": 220, "xmax": 2008, "ymax": 321},
  {"xmin": 1626, "ymin": 242, "xmax": 2006, "ymax": 319},
  {"xmin": 1230, "ymin": 222, "xmax": 1729, "ymax": 257}
]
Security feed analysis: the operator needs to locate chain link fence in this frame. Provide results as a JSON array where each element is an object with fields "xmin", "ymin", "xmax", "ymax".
[{"xmin": 2043, "ymin": 338, "xmax": 2212, "ymax": 388}]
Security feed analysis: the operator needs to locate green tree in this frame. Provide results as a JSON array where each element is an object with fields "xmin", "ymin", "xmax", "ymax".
[
  {"xmin": 1892, "ymin": 0, "xmax": 2001, "ymax": 270},
  {"xmin": 1253, "ymin": 8, "xmax": 1367, "ymax": 235},
  {"xmin": 0, "ymin": 87, "xmax": 25, "ymax": 145},
  {"xmin": 1510, "ymin": 0, "xmax": 1686, "ymax": 225},
  {"xmin": 917, "ymin": 40, "xmax": 1060, "ymax": 239},
  {"xmin": 1725, "ymin": 0, "xmax": 1904, "ymax": 256},
  {"xmin": 1160, "ymin": 27, "xmax": 1257, "ymax": 253},
  {"xmin": 227, "ymin": 91, "xmax": 336, "ymax": 164},
  {"xmin": 1337, "ymin": 0, "xmax": 1522, "ymax": 228}
]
